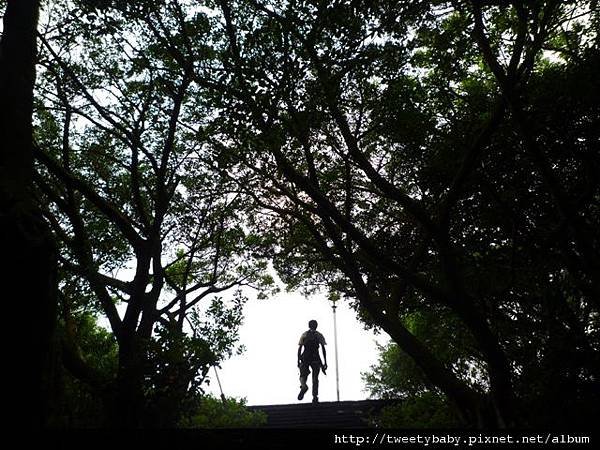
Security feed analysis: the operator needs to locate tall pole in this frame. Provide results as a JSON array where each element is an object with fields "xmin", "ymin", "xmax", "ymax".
[
  {"xmin": 332, "ymin": 299, "xmax": 340, "ymax": 402},
  {"xmin": 213, "ymin": 365, "xmax": 226, "ymax": 403}
]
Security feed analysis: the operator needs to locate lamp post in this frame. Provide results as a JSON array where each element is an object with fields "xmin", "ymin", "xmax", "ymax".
[
  {"xmin": 213, "ymin": 365, "xmax": 226, "ymax": 404},
  {"xmin": 331, "ymin": 296, "xmax": 340, "ymax": 402}
]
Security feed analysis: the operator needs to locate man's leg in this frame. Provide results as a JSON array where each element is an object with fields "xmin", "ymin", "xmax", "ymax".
[
  {"xmin": 298, "ymin": 363, "xmax": 309, "ymax": 400},
  {"xmin": 311, "ymin": 362, "xmax": 321, "ymax": 403}
]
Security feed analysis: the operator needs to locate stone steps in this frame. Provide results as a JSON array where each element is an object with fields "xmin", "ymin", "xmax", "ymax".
[{"xmin": 248, "ymin": 399, "xmax": 395, "ymax": 428}]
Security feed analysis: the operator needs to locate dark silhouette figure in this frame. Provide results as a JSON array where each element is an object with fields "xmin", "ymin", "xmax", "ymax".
[{"xmin": 297, "ymin": 320, "xmax": 327, "ymax": 404}]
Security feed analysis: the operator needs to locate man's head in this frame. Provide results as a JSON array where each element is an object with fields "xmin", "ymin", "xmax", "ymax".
[{"xmin": 308, "ymin": 320, "xmax": 318, "ymax": 330}]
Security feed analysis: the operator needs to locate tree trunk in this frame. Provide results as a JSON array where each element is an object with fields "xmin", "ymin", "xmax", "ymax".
[
  {"xmin": 367, "ymin": 297, "xmax": 513, "ymax": 428},
  {"xmin": 379, "ymin": 317, "xmax": 483, "ymax": 424},
  {"xmin": 106, "ymin": 335, "xmax": 147, "ymax": 428},
  {"xmin": 450, "ymin": 300, "xmax": 516, "ymax": 427},
  {"xmin": 0, "ymin": 0, "xmax": 59, "ymax": 428},
  {"xmin": 106, "ymin": 303, "xmax": 157, "ymax": 428}
]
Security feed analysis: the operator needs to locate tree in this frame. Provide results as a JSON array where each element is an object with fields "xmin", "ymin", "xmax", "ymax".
[
  {"xmin": 202, "ymin": 0, "xmax": 599, "ymax": 427},
  {"xmin": 179, "ymin": 395, "xmax": 267, "ymax": 428},
  {"xmin": 22, "ymin": 0, "xmax": 599, "ymax": 428},
  {"xmin": 0, "ymin": 0, "xmax": 58, "ymax": 427},
  {"xmin": 33, "ymin": 0, "xmax": 274, "ymax": 427},
  {"xmin": 362, "ymin": 310, "xmax": 489, "ymax": 428},
  {"xmin": 51, "ymin": 309, "xmax": 118, "ymax": 427}
]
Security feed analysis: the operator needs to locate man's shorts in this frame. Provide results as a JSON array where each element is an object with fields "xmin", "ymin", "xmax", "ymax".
[{"xmin": 299, "ymin": 360, "xmax": 321, "ymax": 378}]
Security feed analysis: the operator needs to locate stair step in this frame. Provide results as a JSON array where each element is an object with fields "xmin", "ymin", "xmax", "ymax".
[{"xmin": 248, "ymin": 399, "xmax": 396, "ymax": 428}]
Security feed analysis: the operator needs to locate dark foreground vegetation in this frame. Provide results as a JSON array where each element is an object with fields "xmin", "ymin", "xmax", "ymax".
[{"xmin": 1, "ymin": 0, "xmax": 598, "ymax": 429}]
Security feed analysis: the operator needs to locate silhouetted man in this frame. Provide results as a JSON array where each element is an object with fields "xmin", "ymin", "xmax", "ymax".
[{"xmin": 297, "ymin": 319, "xmax": 327, "ymax": 404}]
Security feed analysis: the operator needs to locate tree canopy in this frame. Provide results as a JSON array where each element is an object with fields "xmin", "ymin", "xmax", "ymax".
[
  {"xmin": 1, "ymin": 0, "xmax": 598, "ymax": 428},
  {"xmin": 31, "ymin": 0, "xmax": 275, "ymax": 427},
  {"xmin": 201, "ymin": 0, "xmax": 599, "ymax": 427}
]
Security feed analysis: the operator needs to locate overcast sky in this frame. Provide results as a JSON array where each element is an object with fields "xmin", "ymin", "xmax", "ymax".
[{"xmin": 203, "ymin": 290, "xmax": 389, "ymax": 406}]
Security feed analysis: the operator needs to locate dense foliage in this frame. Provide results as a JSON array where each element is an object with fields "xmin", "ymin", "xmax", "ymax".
[
  {"xmin": 202, "ymin": 0, "xmax": 600, "ymax": 427},
  {"xmin": 2, "ymin": 0, "xmax": 598, "ymax": 428},
  {"xmin": 29, "ymin": 0, "xmax": 276, "ymax": 426},
  {"xmin": 180, "ymin": 396, "xmax": 267, "ymax": 428}
]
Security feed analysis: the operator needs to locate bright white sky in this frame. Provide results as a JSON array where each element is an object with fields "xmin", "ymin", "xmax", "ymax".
[{"xmin": 203, "ymin": 290, "xmax": 389, "ymax": 406}]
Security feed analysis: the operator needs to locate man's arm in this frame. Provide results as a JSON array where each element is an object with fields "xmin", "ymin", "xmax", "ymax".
[
  {"xmin": 321, "ymin": 343, "xmax": 327, "ymax": 370},
  {"xmin": 297, "ymin": 344, "xmax": 303, "ymax": 366}
]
